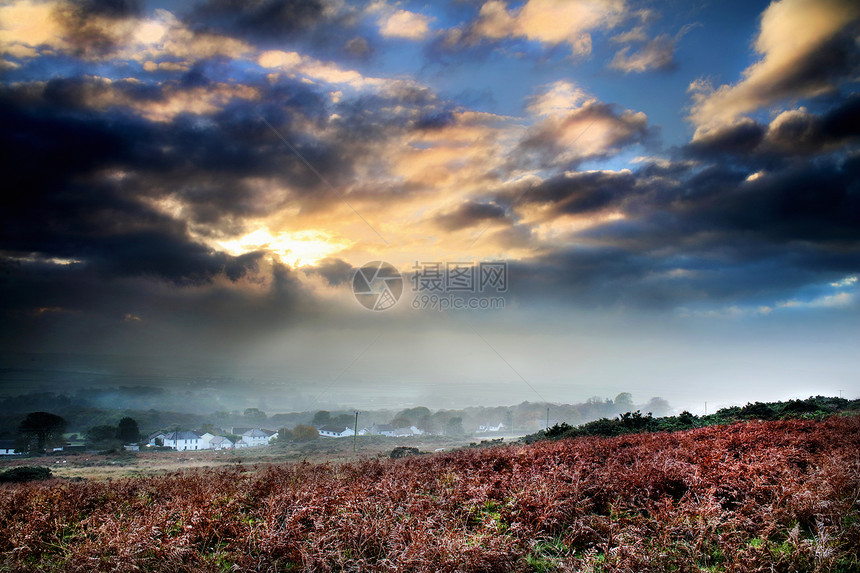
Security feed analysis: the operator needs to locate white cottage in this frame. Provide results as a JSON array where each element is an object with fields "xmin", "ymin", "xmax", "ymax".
[
  {"xmin": 163, "ymin": 431, "xmax": 203, "ymax": 451},
  {"xmin": 318, "ymin": 425, "xmax": 355, "ymax": 438},
  {"xmin": 209, "ymin": 436, "xmax": 233, "ymax": 450},
  {"xmin": 476, "ymin": 422, "xmax": 505, "ymax": 433},
  {"xmin": 369, "ymin": 424, "xmax": 395, "ymax": 436},
  {"xmin": 242, "ymin": 429, "xmax": 274, "ymax": 447}
]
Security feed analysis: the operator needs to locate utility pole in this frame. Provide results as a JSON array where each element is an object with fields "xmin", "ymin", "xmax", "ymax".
[
  {"xmin": 353, "ymin": 411, "xmax": 359, "ymax": 454},
  {"xmin": 704, "ymin": 401, "xmax": 707, "ymax": 416},
  {"xmin": 546, "ymin": 407, "xmax": 550, "ymax": 430}
]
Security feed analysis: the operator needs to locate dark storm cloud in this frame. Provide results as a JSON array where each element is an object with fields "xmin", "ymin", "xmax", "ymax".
[
  {"xmin": 434, "ymin": 202, "xmax": 507, "ymax": 231},
  {"xmin": 186, "ymin": 0, "xmax": 375, "ymax": 61},
  {"xmin": 0, "ymin": 255, "xmax": 311, "ymax": 356},
  {"xmin": 686, "ymin": 119, "xmax": 766, "ymax": 157},
  {"xmin": 498, "ymin": 140, "xmax": 859, "ymax": 311},
  {"xmin": 190, "ymin": 0, "xmax": 325, "ymax": 38},
  {"xmin": 53, "ymin": 0, "xmax": 143, "ymax": 57},
  {"xmin": 505, "ymin": 247, "xmax": 669, "ymax": 308},
  {"xmin": 412, "ymin": 110, "xmax": 457, "ymax": 131},
  {"xmin": 757, "ymin": 27, "xmax": 860, "ymax": 105},
  {"xmin": 0, "ymin": 52, "xmax": 456, "ymax": 307},
  {"xmin": 766, "ymin": 95, "xmax": 860, "ymax": 154},
  {"xmin": 507, "ymin": 241, "xmax": 857, "ymax": 311},
  {"xmin": 586, "ymin": 151, "xmax": 860, "ymax": 252},
  {"xmin": 304, "ymin": 257, "xmax": 355, "ymax": 286},
  {"xmin": 0, "ymin": 70, "xmax": 381, "ymax": 226},
  {"xmin": 677, "ymin": 156, "xmax": 860, "ymax": 245},
  {"xmin": 0, "ymin": 75, "xmax": 336, "ymax": 285},
  {"xmin": 512, "ymin": 170, "xmax": 638, "ymax": 217},
  {"xmin": 687, "ymin": 96, "xmax": 860, "ymax": 159}
]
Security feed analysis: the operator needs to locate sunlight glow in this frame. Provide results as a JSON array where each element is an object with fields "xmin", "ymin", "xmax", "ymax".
[{"xmin": 218, "ymin": 228, "xmax": 352, "ymax": 267}]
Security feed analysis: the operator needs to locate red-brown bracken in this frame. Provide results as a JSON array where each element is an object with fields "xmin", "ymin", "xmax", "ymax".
[{"xmin": 1, "ymin": 416, "xmax": 858, "ymax": 572}]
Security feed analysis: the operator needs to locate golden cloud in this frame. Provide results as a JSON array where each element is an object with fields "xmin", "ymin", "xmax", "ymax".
[
  {"xmin": 471, "ymin": 0, "xmax": 627, "ymax": 55},
  {"xmin": 689, "ymin": 0, "xmax": 860, "ymax": 131},
  {"xmin": 379, "ymin": 9, "xmax": 432, "ymax": 40}
]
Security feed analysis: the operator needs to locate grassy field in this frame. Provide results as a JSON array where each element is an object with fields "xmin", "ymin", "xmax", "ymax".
[
  {"xmin": 1, "ymin": 417, "xmax": 858, "ymax": 572},
  {"xmin": 0, "ymin": 434, "xmax": 496, "ymax": 480}
]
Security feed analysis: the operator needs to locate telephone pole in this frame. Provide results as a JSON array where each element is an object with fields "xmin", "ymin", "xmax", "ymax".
[{"xmin": 353, "ymin": 411, "xmax": 359, "ymax": 454}]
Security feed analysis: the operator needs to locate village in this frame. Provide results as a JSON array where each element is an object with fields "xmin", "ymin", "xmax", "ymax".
[{"xmin": 143, "ymin": 421, "xmax": 507, "ymax": 451}]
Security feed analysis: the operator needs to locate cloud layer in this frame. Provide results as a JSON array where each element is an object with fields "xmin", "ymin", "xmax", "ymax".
[{"xmin": 0, "ymin": 0, "xmax": 858, "ymax": 368}]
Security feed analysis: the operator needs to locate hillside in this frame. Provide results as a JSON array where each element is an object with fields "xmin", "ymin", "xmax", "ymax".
[{"xmin": 1, "ymin": 416, "xmax": 858, "ymax": 572}]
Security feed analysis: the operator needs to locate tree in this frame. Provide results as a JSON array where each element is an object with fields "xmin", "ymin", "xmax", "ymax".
[
  {"xmin": 312, "ymin": 411, "xmax": 331, "ymax": 426},
  {"xmin": 292, "ymin": 425, "xmax": 319, "ymax": 442},
  {"xmin": 117, "ymin": 417, "xmax": 140, "ymax": 443},
  {"xmin": 645, "ymin": 397, "xmax": 671, "ymax": 417},
  {"xmin": 243, "ymin": 408, "xmax": 267, "ymax": 424},
  {"xmin": 445, "ymin": 417, "xmax": 464, "ymax": 436},
  {"xmin": 614, "ymin": 392, "xmax": 634, "ymax": 410},
  {"xmin": 397, "ymin": 407, "xmax": 431, "ymax": 421},
  {"xmin": 274, "ymin": 427, "xmax": 293, "ymax": 442},
  {"xmin": 87, "ymin": 425, "xmax": 119, "ymax": 445},
  {"xmin": 198, "ymin": 423, "xmax": 219, "ymax": 435},
  {"xmin": 677, "ymin": 410, "xmax": 695, "ymax": 428},
  {"xmin": 18, "ymin": 412, "xmax": 66, "ymax": 454},
  {"xmin": 332, "ymin": 413, "xmax": 354, "ymax": 427},
  {"xmin": 390, "ymin": 417, "xmax": 412, "ymax": 429}
]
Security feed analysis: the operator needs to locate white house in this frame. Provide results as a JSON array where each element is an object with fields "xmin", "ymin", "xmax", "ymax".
[
  {"xmin": 0, "ymin": 440, "xmax": 21, "ymax": 455},
  {"xmin": 233, "ymin": 438, "xmax": 249, "ymax": 448},
  {"xmin": 476, "ymin": 422, "xmax": 505, "ymax": 433},
  {"xmin": 242, "ymin": 429, "xmax": 275, "ymax": 447},
  {"xmin": 163, "ymin": 431, "xmax": 203, "ymax": 451},
  {"xmin": 318, "ymin": 425, "xmax": 355, "ymax": 438},
  {"xmin": 262, "ymin": 429, "xmax": 277, "ymax": 440},
  {"xmin": 369, "ymin": 424, "xmax": 395, "ymax": 436},
  {"xmin": 198, "ymin": 432, "xmax": 216, "ymax": 449},
  {"xmin": 147, "ymin": 431, "xmax": 166, "ymax": 446},
  {"xmin": 392, "ymin": 427, "xmax": 414, "ymax": 437},
  {"xmin": 209, "ymin": 436, "xmax": 233, "ymax": 450}
]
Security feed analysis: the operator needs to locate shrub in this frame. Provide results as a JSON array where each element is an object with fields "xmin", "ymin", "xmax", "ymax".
[{"xmin": 0, "ymin": 466, "xmax": 52, "ymax": 483}]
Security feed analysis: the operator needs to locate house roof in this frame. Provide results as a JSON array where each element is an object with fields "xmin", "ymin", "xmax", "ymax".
[
  {"xmin": 243, "ymin": 429, "xmax": 269, "ymax": 437},
  {"xmin": 0, "ymin": 440, "xmax": 17, "ymax": 449},
  {"xmin": 209, "ymin": 436, "xmax": 232, "ymax": 444},
  {"xmin": 319, "ymin": 425, "xmax": 348, "ymax": 433},
  {"xmin": 164, "ymin": 431, "xmax": 201, "ymax": 440},
  {"xmin": 373, "ymin": 424, "xmax": 394, "ymax": 432}
]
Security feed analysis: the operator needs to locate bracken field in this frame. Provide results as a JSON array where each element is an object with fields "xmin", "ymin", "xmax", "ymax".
[{"xmin": 1, "ymin": 416, "xmax": 858, "ymax": 572}]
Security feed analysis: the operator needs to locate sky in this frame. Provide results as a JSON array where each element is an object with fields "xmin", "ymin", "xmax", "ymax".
[{"xmin": 0, "ymin": 0, "xmax": 858, "ymax": 413}]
